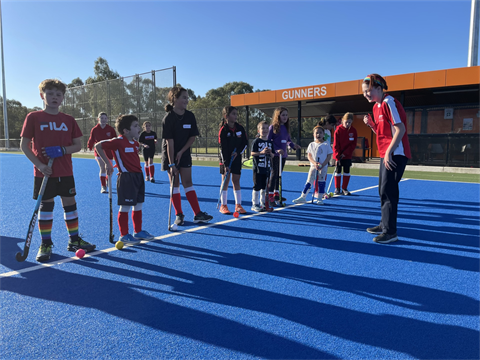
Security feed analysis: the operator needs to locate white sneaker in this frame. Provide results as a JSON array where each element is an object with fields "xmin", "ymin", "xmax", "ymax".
[
  {"xmin": 101, "ymin": 186, "xmax": 107, "ymax": 193},
  {"xmin": 314, "ymin": 198, "xmax": 324, "ymax": 205},
  {"xmin": 251, "ymin": 204, "xmax": 263, "ymax": 212},
  {"xmin": 292, "ymin": 195, "xmax": 307, "ymax": 204}
]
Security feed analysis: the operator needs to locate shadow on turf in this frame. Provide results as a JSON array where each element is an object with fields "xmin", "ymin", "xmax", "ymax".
[
  {"xmin": 2, "ymin": 236, "xmax": 479, "ymax": 359},
  {"xmin": 0, "ymin": 237, "xmax": 332, "ymax": 359}
]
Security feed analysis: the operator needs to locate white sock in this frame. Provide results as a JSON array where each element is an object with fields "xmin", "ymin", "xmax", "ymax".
[
  {"xmin": 221, "ymin": 190, "xmax": 228, "ymax": 205},
  {"xmin": 252, "ymin": 190, "xmax": 260, "ymax": 206},
  {"xmin": 260, "ymin": 190, "xmax": 266, "ymax": 206},
  {"xmin": 234, "ymin": 190, "xmax": 241, "ymax": 205}
]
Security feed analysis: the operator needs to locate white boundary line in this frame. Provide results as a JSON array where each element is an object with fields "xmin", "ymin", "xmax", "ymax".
[
  {"xmin": 0, "ymin": 203, "xmax": 302, "ymax": 278},
  {"xmin": 0, "ymin": 180, "xmax": 412, "ymax": 279}
]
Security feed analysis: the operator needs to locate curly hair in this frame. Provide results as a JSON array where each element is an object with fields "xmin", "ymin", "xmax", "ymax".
[{"xmin": 271, "ymin": 106, "xmax": 289, "ymax": 134}]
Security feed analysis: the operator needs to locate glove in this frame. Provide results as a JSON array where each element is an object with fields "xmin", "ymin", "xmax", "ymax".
[{"xmin": 45, "ymin": 146, "xmax": 66, "ymax": 158}]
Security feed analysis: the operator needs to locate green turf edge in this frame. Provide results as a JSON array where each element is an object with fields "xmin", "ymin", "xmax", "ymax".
[{"xmin": 2, "ymin": 151, "xmax": 479, "ymax": 183}]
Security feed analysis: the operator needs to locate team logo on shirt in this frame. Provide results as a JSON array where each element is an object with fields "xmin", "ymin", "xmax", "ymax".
[
  {"xmin": 183, "ymin": 124, "xmax": 191, "ymax": 129},
  {"xmin": 236, "ymin": 131, "xmax": 242, "ymax": 137},
  {"xmin": 125, "ymin": 147, "xmax": 134, "ymax": 153},
  {"xmin": 106, "ymin": 132, "xmax": 111, "ymax": 136},
  {"xmin": 39, "ymin": 122, "xmax": 68, "ymax": 131}
]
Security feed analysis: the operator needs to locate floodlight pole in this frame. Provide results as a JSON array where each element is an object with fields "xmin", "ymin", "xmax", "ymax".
[
  {"xmin": 468, "ymin": 0, "xmax": 479, "ymax": 66},
  {"xmin": 0, "ymin": 1, "xmax": 9, "ymax": 148}
]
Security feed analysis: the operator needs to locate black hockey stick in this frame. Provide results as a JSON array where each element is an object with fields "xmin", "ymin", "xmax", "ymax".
[
  {"xmin": 108, "ymin": 172, "xmax": 115, "ymax": 243},
  {"xmin": 278, "ymin": 152, "xmax": 285, "ymax": 207},
  {"xmin": 168, "ymin": 164, "xmax": 176, "ymax": 231},
  {"xmin": 16, "ymin": 158, "xmax": 54, "ymax": 262}
]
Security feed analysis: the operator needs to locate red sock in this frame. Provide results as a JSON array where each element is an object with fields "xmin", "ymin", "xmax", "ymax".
[
  {"xmin": 334, "ymin": 175, "xmax": 341, "ymax": 189},
  {"xmin": 145, "ymin": 166, "xmax": 150, "ymax": 177},
  {"xmin": 342, "ymin": 174, "xmax": 350, "ymax": 189},
  {"xmin": 185, "ymin": 189, "xmax": 201, "ymax": 216},
  {"xmin": 172, "ymin": 193, "xmax": 182, "ymax": 215},
  {"xmin": 149, "ymin": 165, "xmax": 155, "ymax": 177},
  {"xmin": 100, "ymin": 176, "xmax": 107, "ymax": 187},
  {"xmin": 132, "ymin": 210, "xmax": 142, "ymax": 233},
  {"xmin": 118, "ymin": 212, "xmax": 129, "ymax": 236}
]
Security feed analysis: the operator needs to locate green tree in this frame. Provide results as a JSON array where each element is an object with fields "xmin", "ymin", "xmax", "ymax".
[
  {"xmin": 85, "ymin": 57, "xmax": 120, "ymax": 84},
  {"xmin": 67, "ymin": 77, "xmax": 84, "ymax": 88}
]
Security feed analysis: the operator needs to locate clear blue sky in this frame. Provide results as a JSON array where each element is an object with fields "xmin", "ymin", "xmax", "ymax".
[{"xmin": 1, "ymin": 0, "xmax": 474, "ymax": 109}]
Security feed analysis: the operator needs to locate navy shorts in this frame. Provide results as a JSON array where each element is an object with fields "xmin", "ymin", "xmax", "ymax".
[
  {"xmin": 33, "ymin": 176, "xmax": 76, "ymax": 201},
  {"xmin": 117, "ymin": 172, "xmax": 145, "ymax": 206}
]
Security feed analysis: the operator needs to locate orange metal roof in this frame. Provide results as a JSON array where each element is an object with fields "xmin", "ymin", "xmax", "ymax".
[{"xmin": 231, "ymin": 66, "xmax": 480, "ymax": 107}]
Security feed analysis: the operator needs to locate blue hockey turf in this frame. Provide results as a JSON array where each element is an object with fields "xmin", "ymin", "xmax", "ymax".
[{"xmin": 1, "ymin": 153, "xmax": 479, "ymax": 359}]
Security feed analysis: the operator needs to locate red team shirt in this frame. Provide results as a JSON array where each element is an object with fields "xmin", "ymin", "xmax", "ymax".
[
  {"xmin": 87, "ymin": 124, "xmax": 116, "ymax": 158},
  {"xmin": 372, "ymin": 95, "xmax": 411, "ymax": 159},
  {"xmin": 99, "ymin": 136, "xmax": 142, "ymax": 173},
  {"xmin": 333, "ymin": 125, "xmax": 358, "ymax": 160},
  {"xmin": 21, "ymin": 111, "xmax": 83, "ymax": 178}
]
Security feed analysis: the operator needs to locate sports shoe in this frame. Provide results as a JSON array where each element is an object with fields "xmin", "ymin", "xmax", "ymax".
[
  {"xmin": 175, "ymin": 213, "xmax": 185, "ymax": 226},
  {"xmin": 342, "ymin": 189, "xmax": 351, "ymax": 196},
  {"xmin": 145, "ymin": 176, "xmax": 150, "ymax": 181},
  {"xmin": 235, "ymin": 204, "xmax": 247, "ymax": 214},
  {"xmin": 334, "ymin": 188, "xmax": 341, "ymax": 195},
  {"xmin": 275, "ymin": 200, "xmax": 285, "ymax": 207},
  {"xmin": 119, "ymin": 233, "xmax": 141, "ymax": 245},
  {"xmin": 314, "ymin": 198, "xmax": 324, "ymax": 205},
  {"xmin": 101, "ymin": 186, "xmax": 107, "ymax": 193},
  {"xmin": 292, "ymin": 195, "xmax": 307, "ymax": 204},
  {"xmin": 275, "ymin": 195, "xmax": 287, "ymax": 202},
  {"xmin": 367, "ymin": 225, "xmax": 383, "ymax": 235},
  {"xmin": 219, "ymin": 205, "xmax": 231, "ymax": 215},
  {"xmin": 373, "ymin": 233, "xmax": 399, "ymax": 244},
  {"xmin": 194, "ymin": 211, "xmax": 213, "ymax": 223},
  {"xmin": 150, "ymin": 177, "xmax": 155, "ymax": 183},
  {"xmin": 67, "ymin": 236, "xmax": 96, "ymax": 252},
  {"xmin": 133, "ymin": 230, "xmax": 154, "ymax": 240},
  {"xmin": 36, "ymin": 243, "xmax": 53, "ymax": 262},
  {"xmin": 251, "ymin": 204, "xmax": 263, "ymax": 212}
]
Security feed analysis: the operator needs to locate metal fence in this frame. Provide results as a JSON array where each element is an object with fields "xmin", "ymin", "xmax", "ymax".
[{"xmin": 62, "ymin": 67, "xmax": 176, "ymax": 152}]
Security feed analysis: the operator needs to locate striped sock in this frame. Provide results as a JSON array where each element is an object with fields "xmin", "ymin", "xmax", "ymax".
[
  {"xmin": 63, "ymin": 204, "xmax": 79, "ymax": 243},
  {"xmin": 38, "ymin": 201, "xmax": 54, "ymax": 245}
]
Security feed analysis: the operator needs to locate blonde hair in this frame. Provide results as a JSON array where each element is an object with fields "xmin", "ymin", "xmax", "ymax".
[{"xmin": 342, "ymin": 112, "xmax": 354, "ymax": 121}]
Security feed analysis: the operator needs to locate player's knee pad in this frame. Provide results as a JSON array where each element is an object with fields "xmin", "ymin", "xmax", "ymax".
[
  {"xmin": 302, "ymin": 183, "xmax": 311, "ymax": 194},
  {"xmin": 318, "ymin": 181, "xmax": 326, "ymax": 193}
]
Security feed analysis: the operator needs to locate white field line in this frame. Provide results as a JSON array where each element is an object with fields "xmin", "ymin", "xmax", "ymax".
[{"xmin": 0, "ymin": 180, "xmax": 408, "ymax": 278}]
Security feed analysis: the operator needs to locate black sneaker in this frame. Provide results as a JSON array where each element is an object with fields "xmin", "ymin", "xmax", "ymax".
[
  {"xmin": 367, "ymin": 225, "xmax": 383, "ymax": 234},
  {"xmin": 150, "ymin": 177, "xmax": 155, "ymax": 183},
  {"xmin": 67, "ymin": 236, "xmax": 96, "ymax": 252},
  {"xmin": 373, "ymin": 233, "xmax": 399, "ymax": 244},
  {"xmin": 174, "ymin": 213, "xmax": 185, "ymax": 226},
  {"xmin": 342, "ymin": 189, "xmax": 351, "ymax": 196},
  {"xmin": 334, "ymin": 188, "xmax": 341, "ymax": 195},
  {"xmin": 36, "ymin": 243, "xmax": 53, "ymax": 262},
  {"xmin": 193, "ymin": 211, "xmax": 213, "ymax": 223}
]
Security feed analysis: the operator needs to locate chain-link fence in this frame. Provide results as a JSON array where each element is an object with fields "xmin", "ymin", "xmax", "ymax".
[{"xmin": 62, "ymin": 67, "xmax": 176, "ymax": 153}]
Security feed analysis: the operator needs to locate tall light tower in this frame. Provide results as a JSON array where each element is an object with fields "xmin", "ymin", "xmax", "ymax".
[
  {"xmin": 468, "ymin": 0, "xmax": 479, "ymax": 66},
  {"xmin": 0, "ymin": 0, "xmax": 8, "ymax": 148}
]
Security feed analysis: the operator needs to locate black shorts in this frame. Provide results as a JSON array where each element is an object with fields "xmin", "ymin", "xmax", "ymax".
[
  {"xmin": 33, "ymin": 176, "xmax": 76, "ymax": 201},
  {"xmin": 143, "ymin": 148, "xmax": 155, "ymax": 162},
  {"xmin": 219, "ymin": 156, "xmax": 242, "ymax": 175},
  {"xmin": 117, "ymin": 172, "xmax": 145, "ymax": 206},
  {"xmin": 161, "ymin": 151, "xmax": 192, "ymax": 171},
  {"xmin": 253, "ymin": 172, "xmax": 268, "ymax": 191},
  {"xmin": 335, "ymin": 159, "xmax": 352, "ymax": 174}
]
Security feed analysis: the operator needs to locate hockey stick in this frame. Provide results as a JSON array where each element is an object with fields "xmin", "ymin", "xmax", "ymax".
[
  {"xmin": 216, "ymin": 147, "xmax": 236, "ymax": 209},
  {"xmin": 311, "ymin": 157, "xmax": 320, "ymax": 204},
  {"xmin": 278, "ymin": 152, "xmax": 285, "ymax": 207},
  {"xmin": 326, "ymin": 169, "xmax": 336, "ymax": 195},
  {"xmin": 264, "ymin": 155, "xmax": 273, "ymax": 212},
  {"xmin": 16, "ymin": 158, "xmax": 54, "ymax": 262},
  {"xmin": 108, "ymin": 172, "xmax": 115, "ymax": 243},
  {"xmin": 167, "ymin": 164, "xmax": 176, "ymax": 231}
]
